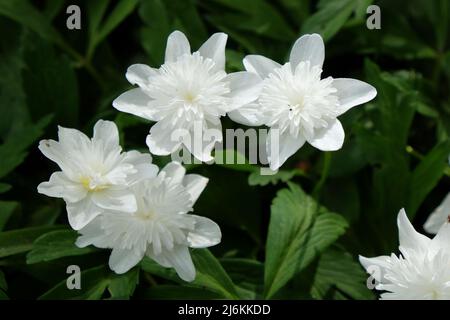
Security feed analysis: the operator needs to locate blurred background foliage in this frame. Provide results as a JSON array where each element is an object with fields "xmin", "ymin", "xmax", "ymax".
[{"xmin": 0, "ymin": 0, "xmax": 449, "ymax": 300}]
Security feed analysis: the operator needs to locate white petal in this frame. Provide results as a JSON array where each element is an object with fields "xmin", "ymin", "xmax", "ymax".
[
  {"xmin": 183, "ymin": 122, "xmax": 222, "ymax": 162},
  {"xmin": 228, "ymin": 102, "xmax": 265, "ymax": 126},
  {"xmin": 57, "ymin": 126, "xmax": 90, "ymax": 149},
  {"xmin": 109, "ymin": 247, "xmax": 145, "ymax": 274},
  {"xmin": 112, "ymin": 88, "xmax": 157, "ymax": 121},
  {"xmin": 359, "ymin": 255, "xmax": 390, "ymax": 282},
  {"xmin": 123, "ymin": 150, "xmax": 159, "ymax": 184},
  {"xmin": 165, "ymin": 30, "xmax": 191, "ymax": 63},
  {"xmin": 37, "ymin": 172, "xmax": 87, "ymax": 202},
  {"xmin": 183, "ymin": 174, "xmax": 208, "ymax": 203},
  {"xmin": 424, "ymin": 192, "xmax": 450, "ymax": 234},
  {"xmin": 266, "ymin": 129, "xmax": 306, "ymax": 170},
  {"xmin": 290, "ymin": 33, "xmax": 325, "ymax": 69},
  {"xmin": 397, "ymin": 208, "xmax": 430, "ymax": 252},
  {"xmin": 198, "ymin": 32, "xmax": 227, "ymax": 71},
  {"xmin": 125, "ymin": 64, "xmax": 158, "ymax": 87},
  {"xmin": 92, "ymin": 120, "xmax": 120, "ymax": 154},
  {"xmin": 160, "ymin": 246, "xmax": 196, "ymax": 282},
  {"xmin": 75, "ymin": 216, "xmax": 109, "ymax": 249},
  {"xmin": 91, "ymin": 188, "xmax": 137, "ymax": 213},
  {"xmin": 430, "ymin": 220, "xmax": 450, "ymax": 252},
  {"xmin": 161, "ymin": 161, "xmax": 186, "ymax": 185},
  {"xmin": 307, "ymin": 119, "xmax": 345, "ymax": 151},
  {"xmin": 188, "ymin": 215, "xmax": 221, "ymax": 248},
  {"xmin": 333, "ymin": 78, "xmax": 377, "ymax": 116},
  {"xmin": 66, "ymin": 195, "xmax": 103, "ymax": 230},
  {"xmin": 146, "ymin": 120, "xmax": 184, "ymax": 156},
  {"xmin": 243, "ymin": 54, "xmax": 281, "ymax": 78},
  {"xmin": 226, "ymin": 71, "xmax": 262, "ymax": 110}
]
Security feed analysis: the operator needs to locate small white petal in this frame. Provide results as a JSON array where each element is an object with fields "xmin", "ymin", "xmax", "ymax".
[
  {"xmin": 162, "ymin": 246, "xmax": 196, "ymax": 282},
  {"xmin": 91, "ymin": 189, "xmax": 137, "ymax": 213},
  {"xmin": 333, "ymin": 78, "xmax": 377, "ymax": 116},
  {"xmin": 66, "ymin": 195, "xmax": 103, "ymax": 230},
  {"xmin": 431, "ymin": 222, "xmax": 450, "ymax": 251},
  {"xmin": 109, "ymin": 248, "xmax": 145, "ymax": 274},
  {"xmin": 112, "ymin": 88, "xmax": 157, "ymax": 121},
  {"xmin": 75, "ymin": 217, "xmax": 109, "ymax": 248},
  {"xmin": 126, "ymin": 64, "xmax": 158, "ymax": 87},
  {"xmin": 198, "ymin": 32, "xmax": 228, "ymax": 71},
  {"xmin": 123, "ymin": 150, "xmax": 159, "ymax": 184},
  {"xmin": 183, "ymin": 123, "xmax": 222, "ymax": 162},
  {"xmin": 228, "ymin": 102, "xmax": 265, "ymax": 126},
  {"xmin": 397, "ymin": 208, "xmax": 430, "ymax": 252},
  {"xmin": 226, "ymin": 71, "xmax": 262, "ymax": 110},
  {"xmin": 37, "ymin": 172, "xmax": 86, "ymax": 202},
  {"xmin": 424, "ymin": 192, "xmax": 450, "ymax": 234},
  {"xmin": 161, "ymin": 161, "xmax": 186, "ymax": 185},
  {"xmin": 359, "ymin": 255, "xmax": 390, "ymax": 282},
  {"xmin": 307, "ymin": 119, "xmax": 345, "ymax": 151},
  {"xmin": 267, "ymin": 130, "xmax": 306, "ymax": 170},
  {"xmin": 243, "ymin": 54, "xmax": 281, "ymax": 78},
  {"xmin": 290, "ymin": 33, "xmax": 325, "ymax": 69},
  {"xmin": 146, "ymin": 120, "xmax": 184, "ymax": 156},
  {"xmin": 188, "ymin": 215, "xmax": 221, "ymax": 248},
  {"xmin": 92, "ymin": 120, "xmax": 120, "ymax": 154},
  {"xmin": 183, "ymin": 174, "xmax": 208, "ymax": 204},
  {"xmin": 57, "ymin": 126, "xmax": 90, "ymax": 149},
  {"xmin": 165, "ymin": 30, "xmax": 191, "ymax": 63}
]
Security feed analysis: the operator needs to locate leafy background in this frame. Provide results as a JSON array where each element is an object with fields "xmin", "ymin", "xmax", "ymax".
[{"xmin": 0, "ymin": 0, "xmax": 449, "ymax": 300}]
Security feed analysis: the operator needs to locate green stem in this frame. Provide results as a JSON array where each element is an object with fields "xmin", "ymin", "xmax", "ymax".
[{"xmin": 313, "ymin": 152, "xmax": 332, "ymax": 199}]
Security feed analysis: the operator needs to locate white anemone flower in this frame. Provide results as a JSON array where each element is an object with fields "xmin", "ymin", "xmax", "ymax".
[
  {"xmin": 76, "ymin": 161, "xmax": 221, "ymax": 281},
  {"xmin": 359, "ymin": 208, "xmax": 450, "ymax": 300},
  {"xmin": 229, "ymin": 33, "xmax": 377, "ymax": 170},
  {"xmin": 113, "ymin": 30, "xmax": 261, "ymax": 162},
  {"xmin": 37, "ymin": 120, "xmax": 158, "ymax": 230}
]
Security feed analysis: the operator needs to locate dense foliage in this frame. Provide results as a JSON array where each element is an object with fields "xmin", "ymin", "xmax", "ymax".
[{"xmin": 0, "ymin": 0, "xmax": 449, "ymax": 300}]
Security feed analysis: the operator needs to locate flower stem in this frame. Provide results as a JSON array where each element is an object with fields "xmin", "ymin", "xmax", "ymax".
[{"xmin": 313, "ymin": 152, "xmax": 332, "ymax": 200}]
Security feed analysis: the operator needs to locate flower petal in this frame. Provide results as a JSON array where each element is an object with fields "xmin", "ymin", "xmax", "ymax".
[
  {"xmin": 37, "ymin": 172, "xmax": 87, "ymax": 202},
  {"xmin": 307, "ymin": 119, "xmax": 345, "ymax": 151},
  {"xmin": 91, "ymin": 188, "xmax": 137, "ymax": 213},
  {"xmin": 112, "ymin": 88, "xmax": 157, "ymax": 121},
  {"xmin": 198, "ymin": 32, "xmax": 228, "ymax": 71},
  {"xmin": 226, "ymin": 71, "xmax": 262, "ymax": 110},
  {"xmin": 359, "ymin": 255, "xmax": 391, "ymax": 282},
  {"xmin": 397, "ymin": 208, "xmax": 430, "ymax": 252},
  {"xmin": 58, "ymin": 125, "xmax": 91, "ymax": 148},
  {"xmin": 183, "ymin": 122, "xmax": 222, "ymax": 162},
  {"xmin": 266, "ymin": 129, "xmax": 306, "ymax": 170},
  {"xmin": 290, "ymin": 33, "xmax": 325, "ymax": 69},
  {"xmin": 109, "ymin": 247, "xmax": 145, "ymax": 274},
  {"xmin": 75, "ymin": 216, "xmax": 110, "ymax": 248},
  {"xmin": 183, "ymin": 174, "xmax": 208, "ymax": 203},
  {"xmin": 243, "ymin": 54, "xmax": 281, "ymax": 78},
  {"xmin": 188, "ymin": 215, "xmax": 221, "ymax": 248},
  {"xmin": 165, "ymin": 30, "xmax": 191, "ymax": 63},
  {"xmin": 431, "ymin": 221, "xmax": 450, "ymax": 252},
  {"xmin": 161, "ymin": 161, "xmax": 186, "ymax": 185},
  {"xmin": 93, "ymin": 120, "xmax": 120, "ymax": 154},
  {"xmin": 146, "ymin": 120, "xmax": 184, "ymax": 156},
  {"xmin": 123, "ymin": 150, "xmax": 159, "ymax": 184},
  {"xmin": 227, "ymin": 102, "xmax": 265, "ymax": 126},
  {"xmin": 160, "ymin": 245, "xmax": 196, "ymax": 282},
  {"xmin": 66, "ymin": 195, "xmax": 103, "ymax": 230},
  {"xmin": 333, "ymin": 78, "xmax": 377, "ymax": 116},
  {"xmin": 424, "ymin": 192, "xmax": 450, "ymax": 234},
  {"xmin": 125, "ymin": 64, "xmax": 158, "ymax": 87}
]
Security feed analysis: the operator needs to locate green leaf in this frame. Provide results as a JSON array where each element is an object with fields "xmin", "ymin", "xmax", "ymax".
[
  {"xmin": 108, "ymin": 267, "xmax": 139, "ymax": 299},
  {"xmin": 0, "ymin": 183, "xmax": 11, "ymax": 194},
  {"xmin": 407, "ymin": 140, "xmax": 450, "ymax": 216},
  {"xmin": 297, "ymin": 213, "xmax": 348, "ymax": 272},
  {"xmin": 0, "ymin": 225, "xmax": 63, "ymax": 258},
  {"xmin": 141, "ymin": 249, "xmax": 240, "ymax": 299},
  {"xmin": 264, "ymin": 183, "xmax": 316, "ymax": 298},
  {"xmin": 248, "ymin": 169, "xmax": 296, "ymax": 186},
  {"xmin": 39, "ymin": 265, "xmax": 110, "ymax": 300},
  {"xmin": 26, "ymin": 230, "xmax": 98, "ymax": 264},
  {"xmin": 0, "ymin": 201, "xmax": 19, "ymax": 231},
  {"xmin": 221, "ymin": 258, "xmax": 263, "ymax": 295},
  {"xmin": 311, "ymin": 248, "xmax": 374, "ymax": 300},
  {"xmin": 0, "ymin": 269, "xmax": 7, "ymax": 291}
]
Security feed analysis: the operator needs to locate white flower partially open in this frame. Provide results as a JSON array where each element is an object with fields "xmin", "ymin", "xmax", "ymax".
[
  {"xmin": 37, "ymin": 120, "xmax": 158, "ymax": 230},
  {"xmin": 113, "ymin": 30, "xmax": 261, "ymax": 162},
  {"xmin": 76, "ymin": 161, "xmax": 221, "ymax": 281},
  {"xmin": 229, "ymin": 34, "xmax": 377, "ymax": 170},
  {"xmin": 360, "ymin": 209, "xmax": 450, "ymax": 300}
]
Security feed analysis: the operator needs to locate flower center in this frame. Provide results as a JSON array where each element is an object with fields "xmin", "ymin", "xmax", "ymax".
[
  {"xmin": 260, "ymin": 61, "xmax": 339, "ymax": 140},
  {"xmin": 80, "ymin": 176, "xmax": 108, "ymax": 192}
]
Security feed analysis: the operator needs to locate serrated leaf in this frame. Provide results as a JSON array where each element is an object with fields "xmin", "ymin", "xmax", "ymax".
[
  {"xmin": 108, "ymin": 267, "xmax": 139, "ymax": 299},
  {"xmin": 248, "ymin": 169, "xmax": 295, "ymax": 186},
  {"xmin": 26, "ymin": 230, "xmax": 98, "ymax": 264}
]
